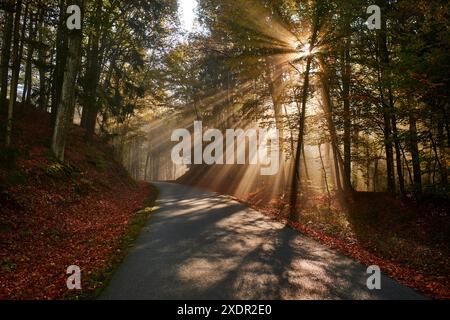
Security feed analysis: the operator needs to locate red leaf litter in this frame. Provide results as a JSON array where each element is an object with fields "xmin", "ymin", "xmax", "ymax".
[{"xmin": 0, "ymin": 108, "xmax": 151, "ymax": 300}]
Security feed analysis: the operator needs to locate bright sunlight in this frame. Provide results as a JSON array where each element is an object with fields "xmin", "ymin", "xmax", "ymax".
[{"xmin": 178, "ymin": 0, "xmax": 198, "ymax": 32}]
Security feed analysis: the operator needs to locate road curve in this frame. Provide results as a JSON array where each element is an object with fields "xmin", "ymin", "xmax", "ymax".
[{"xmin": 100, "ymin": 182, "xmax": 424, "ymax": 300}]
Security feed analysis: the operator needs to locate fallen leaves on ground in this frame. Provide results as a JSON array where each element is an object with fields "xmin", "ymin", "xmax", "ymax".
[
  {"xmin": 244, "ymin": 190, "xmax": 450, "ymax": 300},
  {"xmin": 0, "ymin": 108, "xmax": 151, "ymax": 299}
]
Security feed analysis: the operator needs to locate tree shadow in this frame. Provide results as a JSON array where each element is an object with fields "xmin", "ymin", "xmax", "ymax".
[{"xmin": 101, "ymin": 183, "xmax": 424, "ymax": 300}]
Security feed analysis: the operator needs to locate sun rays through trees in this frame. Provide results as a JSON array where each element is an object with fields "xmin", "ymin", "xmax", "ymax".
[{"xmin": 0, "ymin": 0, "xmax": 449, "ymax": 300}]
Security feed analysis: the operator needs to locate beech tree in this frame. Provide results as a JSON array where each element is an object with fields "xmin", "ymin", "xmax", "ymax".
[{"xmin": 51, "ymin": 0, "xmax": 83, "ymax": 161}]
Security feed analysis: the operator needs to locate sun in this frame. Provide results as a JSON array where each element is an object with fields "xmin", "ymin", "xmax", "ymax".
[
  {"xmin": 293, "ymin": 41, "xmax": 320, "ymax": 61},
  {"xmin": 178, "ymin": 0, "xmax": 198, "ymax": 32},
  {"xmin": 300, "ymin": 43, "xmax": 312, "ymax": 55}
]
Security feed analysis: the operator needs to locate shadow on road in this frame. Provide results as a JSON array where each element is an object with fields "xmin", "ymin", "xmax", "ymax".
[{"xmin": 100, "ymin": 182, "xmax": 424, "ymax": 300}]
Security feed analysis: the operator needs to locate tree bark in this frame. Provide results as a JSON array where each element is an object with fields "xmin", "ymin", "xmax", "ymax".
[
  {"xmin": 51, "ymin": 0, "xmax": 68, "ymax": 126},
  {"xmin": 266, "ymin": 60, "xmax": 287, "ymax": 193},
  {"xmin": 81, "ymin": 1, "xmax": 104, "ymax": 141},
  {"xmin": 341, "ymin": 28, "xmax": 352, "ymax": 192},
  {"xmin": 22, "ymin": 4, "xmax": 36, "ymax": 103},
  {"xmin": 289, "ymin": 55, "xmax": 312, "ymax": 219},
  {"xmin": 5, "ymin": 0, "xmax": 23, "ymax": 146},
  {"xmin": 0, "ymin": 4, "xmax": 14, "ymax": 111},
  {"xmin": 289, "ymin": 0, "xmax": 325, "ymax": 218},
  {"xmin": 51, "ymin": 0, "xmax": 83, "ymax": 161},
  {"xmin": 318, "ymin": 56, "xmax": 348, "ymax": 192},
  {"xmin": 37, "ymin": 2, "xmax": 47, "ymax": 110},
  {"xmin": 437, "ymin": 117, "xmax": 448, "ymax": 186},
  {"xmin": 375, "ymin": 0, "xmax": 398, "ymax": 193},
  {"xmin": 392, "ymin": 112, "xmax": 405, "ymax": 194},
  {"xmin": 318, "ymin": 143, "xmax": 331, "ymax": 207},
  {"xmin": 408, "ymin": 106, "xmax": 422, "ymax": 193}
]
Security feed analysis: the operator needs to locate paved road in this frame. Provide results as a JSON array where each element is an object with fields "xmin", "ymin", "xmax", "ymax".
[{"xmin": 101, "ymin": 182, "xmax": 424, "ymax": 300}]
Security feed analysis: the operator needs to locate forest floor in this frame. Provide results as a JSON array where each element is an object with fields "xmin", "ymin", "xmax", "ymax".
[
  {"xmin": 178, "ymin": 177, "xmax": 450, "ymax": 299},
  {"xmin": 0, "ymin": 106, "xmax": 157, "ymax": 299}
]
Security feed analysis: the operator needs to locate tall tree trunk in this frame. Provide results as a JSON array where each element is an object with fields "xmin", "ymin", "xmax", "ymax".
[
  {"xmin": 429, "ymin": 126, "xmax": 445, "ymax": 189},
  {"xmin": 318, "ymin": 56, "xmax": 348, "ymax": 192},
  {"xmin": 5, "ymin": 0, "xmax": 23, "ymax": 146},
  {"xmin": 144, "ymin": 152, "xmax": 151, "ymax": 181},
  {"xmin": 392, "ymin": 112, "xmax": 405, "ymax": 194},
  {"xmin": 292, "ymin": 89, "xmax": 310, "ymax": 182},
  {"xmin": 0, "ymin": 5, "xmax": 14, "ymax": 111},
  {"xmin": 302, "ymin": 144, "xmax": 310, "ymax": 181},
  {"xmin": 373, "ymin": 157, "xmax": 379, "ymax": 192},
  {"xmin": 12, "ymin": 0, "xmax": 28, "ymax": 102},
  {"xmin": 318, "ymin": 143, "xmax": 331, "ymax": 208},
  {"xmin": 22, "ymin": 5, "xmax": 36, "ymax": 103},
  {"xmin": 81, "ymin": 34, "xmax": 100, "ymax": 137},
  {"xmin": 266, "ymin": 60, "xmax": 287, "ymax": 193},
  {"xmin": 289, "ymin": 0, "xmax": 324, "ymax": 218},
  {"xmin": 51, "ymin": 0, "xmax": 83, "ymax": 161},
  {"xmin": 81, "ymin": 1, "xmax": 104, "ymax": 140},
  {"xmin": 50, "ymin": 0, "xmax": 68, "ymax": 126},
  {"xmin": 17, "ymin": 1, "xmax": 29, "ymax": 94},
  {"xmin": 373, "ymin": 0, "xmax": 396, "ymax": 193},
  {"xmin": 289, "ymin": 55, "xmax": 312, "ymax": 219},
  {"xmin": 437, "ymin": 116, "xmax": 448, "ymax": 186},
  {"xmin": 376, "ymin": 28, "xmax": 396, "ymax": 193},
  {"xmin": 408, "ymin": 110, "xmax": 422, "ymax": 193},
  {"xmin": 37, "ymin": 3, "xmax": 47, "ymax": 110},
  {"xmin": 341, "ymin": 26, "xmax": 352, "ymax": 192},
  {"xmin": 381, "ymin": 102, "xmax": 396, "ymax": 193},
  {"xmin": 400, "ymin": 141, "xmax": 414, "ymax": 185},
  {"xmin": 365, "ymin": 143, "xmax": 371, "ymax": 191}
]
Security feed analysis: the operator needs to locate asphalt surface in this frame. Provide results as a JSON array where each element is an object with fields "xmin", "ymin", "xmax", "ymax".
[{"xmin": 100, "ymin": 182, "xmax": 424, "ymax": 300}]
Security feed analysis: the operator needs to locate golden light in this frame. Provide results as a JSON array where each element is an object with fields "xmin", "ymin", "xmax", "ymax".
[
  {"xmin": 143, "ymin": 0, "xmax": 327, "ymax": 201},
  {"xmin": 294, "ymin": 42, "xmax": 320, "ymax": 60},
  {"xmin": 300, "ymin": 43, "xmax": 311, "ymax": 55}
]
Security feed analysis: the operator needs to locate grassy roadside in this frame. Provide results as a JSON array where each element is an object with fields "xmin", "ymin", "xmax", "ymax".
[{"xmin": 65, "ymin": 183, "xmax": 160, "ymax": 300}]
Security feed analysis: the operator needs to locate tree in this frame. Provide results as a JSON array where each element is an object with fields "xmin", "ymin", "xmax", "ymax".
[
  {"xmin": 5, "ymin": 0, "xmax": 23, "ymax": 146},
  {"xmin": 51, "ymin": 0, "xmax": 83, "ymax": 161},
  {"xmin": 0, "ymin": 1, "xmax": 14, "ymax": 116}
]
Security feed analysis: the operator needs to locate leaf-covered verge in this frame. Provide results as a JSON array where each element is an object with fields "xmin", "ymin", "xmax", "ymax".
[
  {"xmin": 248, "ymin": 191, "xmax": 450, "ymax": 300},
  {"xmin": 0, "ymin": 106, "xmax": 157, "ymax": 300},
  {"xmin": 65, "ymin": 184, "xmax": 159, "ymax": 300}
]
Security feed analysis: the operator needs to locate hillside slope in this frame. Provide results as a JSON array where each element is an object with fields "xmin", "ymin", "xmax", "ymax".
[{"xmin": 0, "ymin": 106, "xmax": 154, "ymax": 299}]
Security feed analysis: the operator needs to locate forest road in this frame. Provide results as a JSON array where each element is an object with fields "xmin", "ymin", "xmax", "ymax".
[{"xmin": 100, "ymin": 182, "xmax": 425, "ymax": 300}]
